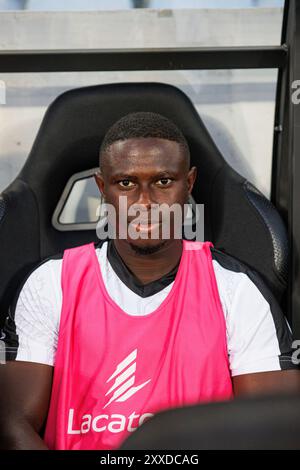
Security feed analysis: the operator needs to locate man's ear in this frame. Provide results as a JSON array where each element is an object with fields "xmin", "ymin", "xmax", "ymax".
[
  {"xmin": 94, "ymin": 170, "xmax": 105, "ymax": 197},
  {"xmin": 187, "ymin": 166, "xmax": 197, "ymax": 194}
]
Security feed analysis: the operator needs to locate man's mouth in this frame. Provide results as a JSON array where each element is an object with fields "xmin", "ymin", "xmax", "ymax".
[{"xmin": 130, "ymin": 221, "xmax": 161, "ymax": 233}]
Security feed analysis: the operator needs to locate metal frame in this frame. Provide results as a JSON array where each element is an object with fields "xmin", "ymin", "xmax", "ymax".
[
  {"xmin": 0, "ymin": 46, "xmax": 287, "ymax": 72},
  {"xmin": 1, "ymin": 3, "xmax": 299, "ymax": 334},
  {"xmin": 272, "ymin": 0, "xmax": 300, "ymax": 337}
]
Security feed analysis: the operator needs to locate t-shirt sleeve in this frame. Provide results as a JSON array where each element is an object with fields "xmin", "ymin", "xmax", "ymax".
[
  {"xmin": 213, "ymin": 255, "xmax": 299, "ymax": 377},
  {"xmin": 0, "ymin": 258, "xmax": 63, "ymax": 366}
]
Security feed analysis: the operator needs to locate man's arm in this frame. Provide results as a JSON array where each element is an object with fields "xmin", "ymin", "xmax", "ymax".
[
  {"xmin": 0, "ymin": 257, "xmax": 62, "ymax": 449},
  {"xmin": 212, "ymin": 249, "xmax": 300, "ymax": 397},
  {"xmin": 0, "ymin": 361, "xmax": 53, "ymax": 449},
  {"xmin": 232, "ymin": 369, "xmax": 300, "ymax": 397}
]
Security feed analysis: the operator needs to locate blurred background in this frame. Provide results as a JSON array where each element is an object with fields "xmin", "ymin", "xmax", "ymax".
[{"xmin": 0, "ymin": 1, "xmax": 285, "ymax": 10}]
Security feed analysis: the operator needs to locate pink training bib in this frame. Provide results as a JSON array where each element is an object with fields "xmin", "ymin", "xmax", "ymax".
[{"xmin": 44, "ymin": 240, "xmax": 233, "ymax": 450}]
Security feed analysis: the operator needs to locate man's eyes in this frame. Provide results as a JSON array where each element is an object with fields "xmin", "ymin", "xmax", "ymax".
[
  {"xmin": 117, "ymin": 178, "xmax": 173, "ymax": 188},
  {"xmin": 156, "ymin": 178, "xmax": 173, "ymax": 186},
  {"xmin": 118, "ymin": 179, "xmax": 135, "ymax": 188}
]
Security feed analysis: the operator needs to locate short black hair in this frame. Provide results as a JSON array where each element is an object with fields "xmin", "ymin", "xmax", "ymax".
[{"xmin": 99, "ymin": 111, "xmax": 190, "ymax": 167}]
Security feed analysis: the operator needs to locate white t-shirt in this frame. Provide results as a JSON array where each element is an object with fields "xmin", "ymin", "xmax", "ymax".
[{"xmin": 1, "ymin": 241, "xmax": 296, "ymax": 377}]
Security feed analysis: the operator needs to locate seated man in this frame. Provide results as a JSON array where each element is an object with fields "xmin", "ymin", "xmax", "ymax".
[{"xmin": 0, "ymin": 112, "xmax": 299, "ymax": 450}]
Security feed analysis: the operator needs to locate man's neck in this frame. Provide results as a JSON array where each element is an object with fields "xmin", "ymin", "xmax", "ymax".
[{"xmin": 112, "ymin": 239, "xmax": 183, "ymax": 285}]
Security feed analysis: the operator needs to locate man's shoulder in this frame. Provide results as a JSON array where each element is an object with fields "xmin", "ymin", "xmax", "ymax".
[
  {"xmin": 210, "ymin": 246, "xmax": 252, "ymax": 274},
  {"xmin": 19, "ymin": 240, "xmax": 106, "ymax": 290},
  {"xmin": 209, "ymin": 245, "xmax": 280, "ymax": 311},
  {"xmin": 11, "ymin": 251, "xmax": 64, "ymax": 312},
  {"xmin": 210, "ymin": 245, "xmax": 264, "ymax": 283},
  {"xmin": 26, "ymin": 251, "xmax": 64, "ymax": 281}
]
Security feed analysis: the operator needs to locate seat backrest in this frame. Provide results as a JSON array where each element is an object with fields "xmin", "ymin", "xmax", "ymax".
[{"xmin": 0, "ymin": 82, "xmax": 288, "ymax": 325}]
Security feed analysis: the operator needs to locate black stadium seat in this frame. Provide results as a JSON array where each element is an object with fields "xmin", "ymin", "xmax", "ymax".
[
  {"xmin": 0, "ymin": 82, "xmax": 289, "ymax": 327},
  {"xmin": 120, "ymin": 393, "xmax": 300, "ymax": 450}
]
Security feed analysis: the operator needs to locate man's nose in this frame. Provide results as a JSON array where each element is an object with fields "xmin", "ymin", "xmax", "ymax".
[{"xmin": 136, "ymin": 187, "xmax": 154, "ymax": 209}]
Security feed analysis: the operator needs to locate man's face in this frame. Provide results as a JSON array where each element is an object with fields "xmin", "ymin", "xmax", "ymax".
[{"xmin": 95, "ymin": 137, "xmax": 196, "ymax": 253}]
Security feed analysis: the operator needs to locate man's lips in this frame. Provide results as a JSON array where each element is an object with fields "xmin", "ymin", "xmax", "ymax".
[
  {"xmin": 129, "ymin": 221, "xmax": 161, "ymax": 232},
  {"xmin": 127, "ymin": 216, "xmax": 162, "ymax": 225}
]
